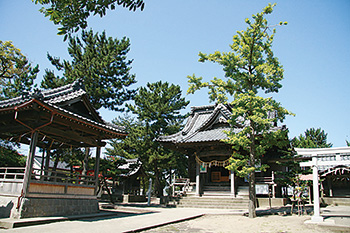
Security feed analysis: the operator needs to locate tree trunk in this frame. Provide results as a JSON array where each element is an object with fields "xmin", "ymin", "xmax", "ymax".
[
  {"xmin": 155, "ymin": 168, "xmax": 162, "ymax": 197},
  {"xmin": 248, "ymin": 133, "xmax": 257, "ymax": 218},
  {"xmin": 248, "ymin": 170, "xmax": 256, "ymax": 218},
  {"xmin": 103, "ymin": 177, "xmax": 114, "ymax": 204}
]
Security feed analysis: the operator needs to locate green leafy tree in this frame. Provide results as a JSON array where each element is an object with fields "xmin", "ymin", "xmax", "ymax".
[
  {"xmin": 346, "ymin": 140, "xmax": 350, "ymax": 147},
  {"xmin": 188, "ymin": 4, "xmax": 291, "ymax": 218},
  {"xmin": 33, "ymin": 0, "xmax": 145, "ymax": 39},
  {"xmin": 277, "ymin": 127, "xmax": 331, "ymax": 195},
  {"xmin": 292, "ymin": 128, "xmax": 332, "ymax": 148},
  {"xmin": 97, "ymin": 156, "xmax": 127, "ymax": 203},
  {"xmin": 108, "ymin": 82, "xmax": 189, "ymax": 196},
  {"xmin": 0, "ymin": 141, "xmax": 26, "ymax": 167},
  {"xmin": 106, "ymin": 115, "xmax": 151, "ymax": 193},
  {"xmin": 0, "ymin": 40, "xmax": 39, "ymax": 100},
  {"xmin": 128, "ymin": 82, "xmax": 189, "ymax": 196},
  {"xmin": 275, "ymin": 148, "xmax": 310, "ymax": 197},
  {"xmin": 41, "ymin": 29, "xmax": 136, "ymax": 111},
  {"xmin": 108, "ymin": 115, "xmax": 189, "ymax": 196}
]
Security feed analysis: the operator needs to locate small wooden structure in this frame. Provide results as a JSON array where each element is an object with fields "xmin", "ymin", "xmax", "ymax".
[{"xmin": 0, "ymin": 80, "xmax": 126, "ymax": 218}]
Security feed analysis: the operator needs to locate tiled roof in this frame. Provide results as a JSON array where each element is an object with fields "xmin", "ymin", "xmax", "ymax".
[
  {"xmin": 0, "ymin": 79, "xmax": 126, "ymax": 135},
  {"xmin": 118, "ymin": 158, "xmax": 142, "ymax": 177},
  {"xmin": 183, "ymin": 127, "xmax": 230, "ymax": 143},
  {"xmin": 0, "ymin": 80, "xmax": 82, "ymax": 108},
  {"xmin": 157, "ymin": 103, "xmax": 284, "ymax": 145},
  {"xmin": 157, "ymin": 103, "xmax": 232, "ymax": 144}
]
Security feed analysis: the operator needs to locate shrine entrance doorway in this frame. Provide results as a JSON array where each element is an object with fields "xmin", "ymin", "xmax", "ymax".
[{"xmin": 209, "ymin": 166, "xmax": 230, "ymax": 183}]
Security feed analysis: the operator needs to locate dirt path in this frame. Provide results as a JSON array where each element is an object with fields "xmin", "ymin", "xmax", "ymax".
[{"xmin": 144, "ymin": 214, "xmax": 335, "ymax": 233}]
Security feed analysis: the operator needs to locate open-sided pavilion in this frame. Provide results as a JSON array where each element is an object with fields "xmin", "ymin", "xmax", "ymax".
[{"xmin": 0, "ymin": 80, "xmax": 126, "ymax": 218}]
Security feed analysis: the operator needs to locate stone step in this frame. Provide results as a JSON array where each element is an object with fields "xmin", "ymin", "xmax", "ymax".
[
  {"xmin": 236, "ymin": 186, "xmax": 249, "ymax": 197},
  {"xmin": 176, "ymin": 203, "xmax": 248, "ymax": 209},
  {"xmin": 201, "ymin": 191, "xmax": 232, "ymax": 197},
  {"xmin": 174, "ymin": 196, "xmax": 249, "ymax": 209},
  {"xmin": 203, "ymin": 186, "xmax": 231, "ymax": 191},
  {"xmin": 179, "ymin": 197, "xmax": 247, "ymax": 202}
]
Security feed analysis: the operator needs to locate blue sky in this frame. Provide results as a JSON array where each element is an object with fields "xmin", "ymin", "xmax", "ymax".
[{"xmin": 1, "ymin": 0, "xmax": 350, "ymax": 147}]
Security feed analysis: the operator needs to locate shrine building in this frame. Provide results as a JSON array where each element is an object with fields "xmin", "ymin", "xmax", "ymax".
[{"xmin": 157, "ymin": 103, "xmax": 287, "ymax": 198}]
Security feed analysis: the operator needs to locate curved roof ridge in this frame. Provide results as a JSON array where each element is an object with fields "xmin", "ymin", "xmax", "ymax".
[
  {"xmin": 190, "ymin": 104, "xmax": 216, "ymax": 112},
  {"xmin": 42, "ymin": 79, "xmax": 86, "ymax": 102},
  {"xmin": 197, "ymin": 103, "xmax": 231, "ymax": 132}
]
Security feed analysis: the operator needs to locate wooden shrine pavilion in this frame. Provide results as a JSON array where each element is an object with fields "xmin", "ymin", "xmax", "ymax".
[
  {"xmin": 0, "ymin": 80, "xmax": 126, "ymax": 219},
  {"xmin": 157, "ymin": 103, "xmax": 287, "ymax": 198}
]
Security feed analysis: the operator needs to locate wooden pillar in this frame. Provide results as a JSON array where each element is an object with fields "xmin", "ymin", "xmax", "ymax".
[
  {"xmin": 22, "ymin": 131, "xmax": 39, "ymax": 196},
  {"xmin": 94, "ymin": 146, "xmax": 101, "ymax": 195},
  {"xmin": 40, "ymin": 149, "xmax": 45, "ymax": 180},
  {"xmin": 311, "ymin": 155, "xmax": 323, "ymax": 222},
  {"xmin": 230, "ymin": 170, "xmax": 235, "ymax": 197},
  {"xmin": 196, "ymin": 162, "xmax": 200, "ymax": 196},
  {"xmin": 272, "ymin": 171, "xmax": 276, "ymax": 198},
  {"xmin": 327, "ymin": 176, "xmax": 333, "ymax": 197},
  {"xmin": 44, "ymin": 148, "xmax": 51, "ymax": 181}
]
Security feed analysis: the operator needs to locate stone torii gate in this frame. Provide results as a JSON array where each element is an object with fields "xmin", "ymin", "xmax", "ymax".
[{"xmin": 296, "ymin": 147, "xmax": 350, "ymax": 222}]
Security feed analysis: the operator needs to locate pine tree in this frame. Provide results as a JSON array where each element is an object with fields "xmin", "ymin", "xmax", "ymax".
[
  {"xmin": 109, "ymin": 81, "xmax": 189, "ymax": 196},
  {"xmin": 41, "ymin": 29, "xmax": 136, "ymax": 111},
  {"xmin": 292, "ymin": 128, "xmax": 332, "ymax": 148}
]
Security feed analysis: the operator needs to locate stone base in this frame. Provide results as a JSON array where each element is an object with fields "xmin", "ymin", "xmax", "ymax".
[
  {"xmin": 122, "ymin": 195, "xmax": 147, "ymax": 203},
  {"xmin": 311, "ymin": 216, "xmax": 324, "ymax": 222},
  {"xmin": 14, "ymin": 197, "xmax": 99, "ymax": 219},
  {"xmin": 321, "ymin": 197, "xmax": 350, "ymax": 206}
]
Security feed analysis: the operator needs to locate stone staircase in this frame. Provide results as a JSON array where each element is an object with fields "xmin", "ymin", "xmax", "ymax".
[
  {"xmin": 202, "ymin": 182, "xmax": 231, "ymax": 196},
  {"xmin": 236, "ymin": 186, "xmax": 249, "ymax": 198},
  {"xmin": 173, "ymin": 185, "xmax": 250, "ymax": 209},
  {"xmin": 174, "ymin": 196, "xmax": 249, "ymax": 209}
]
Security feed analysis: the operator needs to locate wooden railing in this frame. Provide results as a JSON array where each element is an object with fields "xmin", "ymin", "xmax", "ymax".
[
  {"xmin": 30, "ymin": 168, "xmax": 96, "ymax": 187},
  {"xmin": 0, "ymin": 167, "xmax": 25, "ymax": 195},
  {"xmin": 0, "ymin": 167, "xmax": 97, "ymax": 197},
  {"xmin": 0, "ymin": 167, "xmax": 25, "ymax": 181},
  {"xmin": 172, "ymin": 178, "xmax": 190, "ymax": 196}
]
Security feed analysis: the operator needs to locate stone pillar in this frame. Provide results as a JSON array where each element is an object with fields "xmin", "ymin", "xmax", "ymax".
[
  {"xmin": 230, "ymin": 170, "xmax": 235, "ymax": 197},
  {"xmin": 22, "ymin": 131, "xmax": 39, "ymax": 196},
  {"xmin": 196, "ymin": 163, "xmax": 200, "ymax": 196},
  {"xmin": 311, "ymin": 155, "xmax": 323, "ymax": 222}
]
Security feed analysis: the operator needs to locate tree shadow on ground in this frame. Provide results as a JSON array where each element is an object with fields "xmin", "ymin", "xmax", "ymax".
[
  {"xmin": 0, "ymin": 201, "xmax": 14, "ymax": 218},
  {"xmin": 253, "ymin": 206, "xmax": 314, "ymax": 217},
  {"xmin": 76, "ymin": 209, "xmax": 157, "ymax": 223}
]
